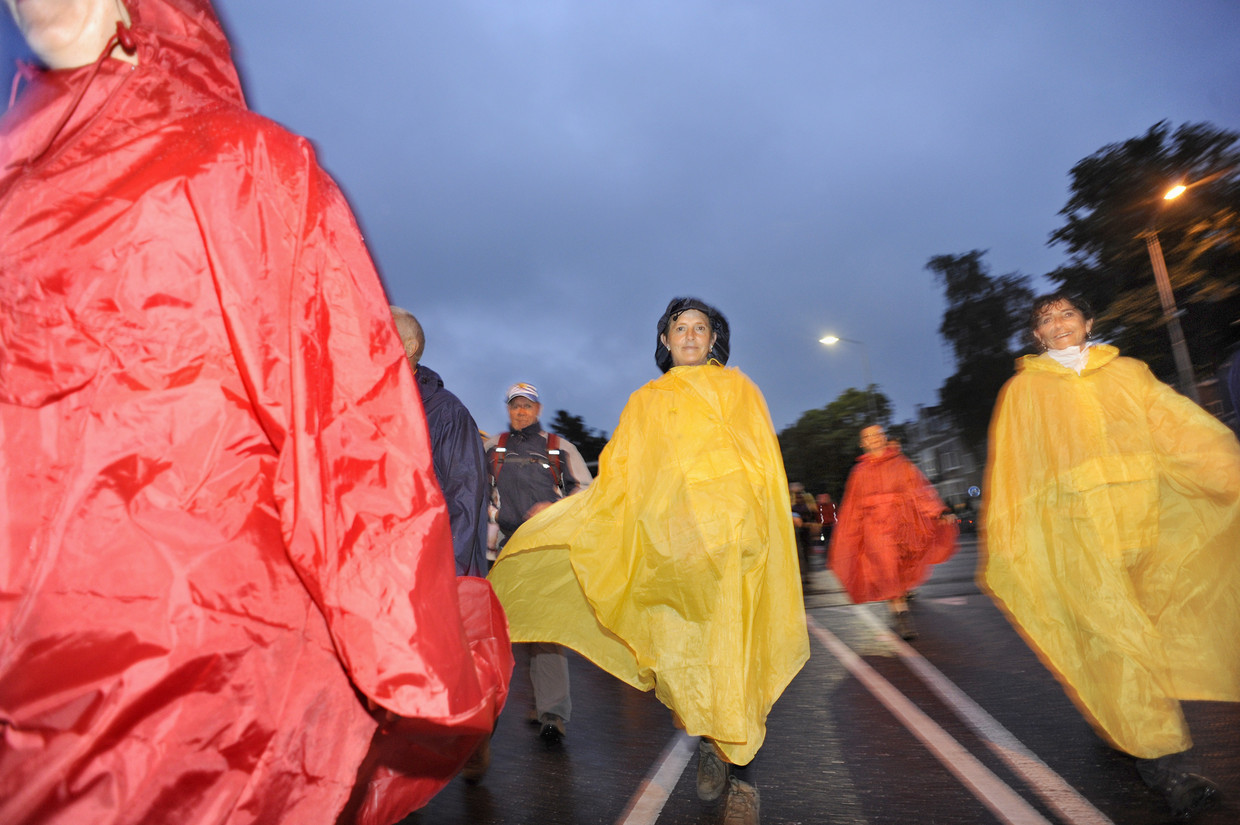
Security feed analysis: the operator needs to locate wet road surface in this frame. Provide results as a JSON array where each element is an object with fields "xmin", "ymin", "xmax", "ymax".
[{"xmin": 402, "ymin": 539, "xmax": 1239, "ymax": 824}]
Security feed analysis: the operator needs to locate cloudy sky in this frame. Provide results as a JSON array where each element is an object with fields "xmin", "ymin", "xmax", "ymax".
[{"xmin": 5, "ymin": 2, "xmax": 1239, "ymax": 437}]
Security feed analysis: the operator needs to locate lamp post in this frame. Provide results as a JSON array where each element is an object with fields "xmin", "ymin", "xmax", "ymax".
[
  {"xmin": 818, "ymin": 335, "xmax": 878, "ymax": 420},
  {"xmin": 1140, "ymin": 183, "xmax": 1200, "ymax": 403}
]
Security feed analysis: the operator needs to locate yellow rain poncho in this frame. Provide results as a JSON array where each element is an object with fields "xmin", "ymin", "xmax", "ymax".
[
  {"xmin": 983, "ymin": 345, "xmax": 1240, "ymax": 758},
  {"xmin": 489, "ymin": 365, "xmax": 809, "ymax": 765}
]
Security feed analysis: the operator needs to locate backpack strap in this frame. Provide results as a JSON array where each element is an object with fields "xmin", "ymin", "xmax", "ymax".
[
  {"xmin": 545, "ymin": 432, "xmax": 563, "ymax": 492},
  {"xmin": 491, "ymin": 431, "xmax": 509, "ymax": 480}
]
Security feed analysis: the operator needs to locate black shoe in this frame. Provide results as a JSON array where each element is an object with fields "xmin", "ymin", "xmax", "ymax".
[
  {"xmin": 893, "ymin": 610, "xmax": 918, "ymax": 641},
  {"xmin": 461, "ymin": 733, "xmax": 491, "ymax": 784},
  {"xmin": 1136, "ymin": 753, "xmax": 1221, "ymax": 819},
  {"xmin": 538, "ymin": 712, "xmax": 566, "ymax": 743}
]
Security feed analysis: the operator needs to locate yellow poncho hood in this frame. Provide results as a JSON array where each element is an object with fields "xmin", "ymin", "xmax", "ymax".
[
  {"xmin": 983, "ymin": 345, "xmax": 1240, "ymax": 757},
  {"xmin": 489, "ymin": 365, "xmax": 809, "ymax": 764}
]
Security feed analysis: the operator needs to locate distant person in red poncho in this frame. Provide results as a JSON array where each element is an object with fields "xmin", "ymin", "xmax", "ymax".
[
  {"xmin": 0, "ymin": 2, "xmax": 510, "ymax": 824},
  {"xmin": 829, "ymin": 424, "xmax": 958, "ymax": 640}
]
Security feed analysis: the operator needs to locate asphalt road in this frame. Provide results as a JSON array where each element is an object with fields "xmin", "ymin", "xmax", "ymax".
[{"xmin": 402, "ymin": 538, "xmax": 1239, "ymax": 824}]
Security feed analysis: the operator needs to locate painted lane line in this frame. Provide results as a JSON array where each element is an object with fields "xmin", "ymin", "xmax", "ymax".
[
  {"xmin": 615, "ymin": 730, "xmax": 696, "ymax": 825},
  {"xmin": 854, "ymin": 606, "xmax": 1115, "ymax": 825},
  {"xmin": 807, "ymin": 615, "xmax": 1053, "ymax": 825}
]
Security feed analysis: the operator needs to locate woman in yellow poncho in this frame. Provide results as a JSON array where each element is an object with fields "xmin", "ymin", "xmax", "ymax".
[
  {"xmin": 489, "ymin": 297, "xmax": 808, "ymax": 824},
  {"xmin": 983, "ymin": 292, "xmax": 1240, "ymax": 820}
]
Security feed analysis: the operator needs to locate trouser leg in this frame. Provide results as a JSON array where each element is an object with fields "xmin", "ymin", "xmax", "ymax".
[{"xmin": 528, "ymin": 642, "xmax": 571, "ymax": 721}]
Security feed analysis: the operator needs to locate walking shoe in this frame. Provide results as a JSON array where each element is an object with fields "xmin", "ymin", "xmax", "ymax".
[
  {"xmin": 538, "ymin": 712, "xmax": 566, "ymax": 743},
  {"xmin": 1136, "ymin": 754, "xmax": 1220, "ymax": 819},
  {"xmin": 461, "ymin": 733, "xmax": 491, "ymax": 784},
  {"xmin": 722, "ymin": 776, "xmax": 760, "ymax": 825},
  {"xmin": 893, "ymin": 610, "xmax": 918, "ymax": 641},
  {"xmin": 697, "ymin": 737, "xmax": 728, "ymax": 801}
]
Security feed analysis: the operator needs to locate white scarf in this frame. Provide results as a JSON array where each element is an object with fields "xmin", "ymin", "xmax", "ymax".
[{"xmin": 1044, "ymin": 343, "xmax": 1090, "ymax": 375}]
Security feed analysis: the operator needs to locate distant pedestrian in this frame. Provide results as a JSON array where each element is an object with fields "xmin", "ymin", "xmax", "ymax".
[
  {"xmin": 484, "ymin": 382, "xmax": 592, "ymax": 744},
  {"xmin": 830, "ymin": 425, "xmax": 958, "ymax": 640},
  {"xmin": 489, "ymin": 297, "xmax": 809, "ymax": 825},
  {"xmin": 983, "ymin": 292, "xmax": 1240, "ymax": 820},
  {"xmin": 391, "ymin": 307, "xmax": 490, "ymax": 578}
]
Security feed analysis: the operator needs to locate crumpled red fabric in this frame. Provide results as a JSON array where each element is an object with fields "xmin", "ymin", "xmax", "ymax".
[
  {"xmin": 829, "ymin": 444, "xmax": 958, "ymax": 603},
  {"xmin": 0, "ymin": 2, "xmax": 511, "ymax": 823}
]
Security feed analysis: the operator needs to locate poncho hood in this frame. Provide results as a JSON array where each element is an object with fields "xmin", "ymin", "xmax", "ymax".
[{"xmin": 2, "ymin": 0, "xmax": 243, "ymax": 176}]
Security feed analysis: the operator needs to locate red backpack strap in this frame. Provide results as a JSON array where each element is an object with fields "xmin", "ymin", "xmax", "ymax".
[
  {"xmin": 545, "ymin": 432, "xmax": 563, "ymax": 491},
  {"xmin": 491, "ymin": 431, "xmax": 509, "ymax": 480}
]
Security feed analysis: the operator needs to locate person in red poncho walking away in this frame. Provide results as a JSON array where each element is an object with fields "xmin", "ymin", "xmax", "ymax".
[
  {"xmin": 829, "ymin": 424, "xmax": 958, "ymax": 640},
  {"xmin": 0, "ymin": 2, "xmax": 511, "ymax": 824}
]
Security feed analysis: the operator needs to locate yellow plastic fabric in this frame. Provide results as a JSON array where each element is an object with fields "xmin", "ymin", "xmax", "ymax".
[
  {"xmin": 489, "ymin": 365, "xmax": 809, "ymax": 765},
  {"xmin": 983, "ymin": 345, "xmax": 1240, "ymax": 757}
]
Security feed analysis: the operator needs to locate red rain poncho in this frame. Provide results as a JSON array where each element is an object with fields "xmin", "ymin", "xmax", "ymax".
[
  {"xmin": 0, "ymin": 2, "xmax": 511, "ymax": 823},
  {"xmin": 830, "ymin": 444, "xmax": 958, "ymax": 604}
]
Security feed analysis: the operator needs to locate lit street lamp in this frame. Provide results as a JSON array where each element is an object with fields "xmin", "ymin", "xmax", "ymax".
[
  {"xmin": 818, "ymin": 335, "xmax": 878, "ymax": 420},
  {"xmin": 1139, "ymin": 183, "xmax": 1201, "ymax": 403}
]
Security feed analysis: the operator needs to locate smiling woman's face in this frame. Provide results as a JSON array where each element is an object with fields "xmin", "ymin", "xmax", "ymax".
[
  {"xmin": 661, "ymin": 309, "xmax": 717, "ymax": 368},
  {"xmin": 1033, "ymin": 300, "xmax": 1093, "ymax": 351},
  {"xmin": 6, "ymin": 0, "xmax": 133, "ymax": 69}
]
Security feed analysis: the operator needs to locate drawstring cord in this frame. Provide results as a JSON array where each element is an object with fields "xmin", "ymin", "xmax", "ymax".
[{"xmin": 12, "ymin": 21, "xmax": 138, "ymax": 172}]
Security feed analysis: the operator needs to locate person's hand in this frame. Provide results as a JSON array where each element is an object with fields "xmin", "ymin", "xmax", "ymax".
[
  {"xmin": 941, "ymin": 512, "xmax": 958, "ymax": 524},
  {"xmin": 526, "ymin": 501, "xmax": 553, "ymax": 520}
]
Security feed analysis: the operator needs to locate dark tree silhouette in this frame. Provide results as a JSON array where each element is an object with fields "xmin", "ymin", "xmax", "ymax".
[
  {"xmin": 548, "ymin": 409, "xmax": 609, "ymax": 465},
  {"xmin": 926, "ymin": 250, "xmax": 1033, "ymax": 455},
  {"xmin": 1048, "ymin": 121, "xmax": 1240, "ymax": 382}
]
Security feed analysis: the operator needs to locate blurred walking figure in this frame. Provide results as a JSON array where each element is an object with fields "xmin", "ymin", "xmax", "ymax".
[
  {"xmin": 484, "ymin": 382, "xmax": 592, "ymax": 744},
  {"xmin": 984, "ymin": 292, "xmax": 1240, "ymax": 820},
  {"xmin": 0, "ymin": 3, "xmax": 511, "ymax": 823},
  {"xmin": 489, "ymin": 297, "xmax": 809, "ymax": 825},
  {"xmin": 830, "ymin": 425, "xmax": 958, "ymax": 640},
  {"xmin": 391, "ymin": 307, "xmax": 490, "ymax": 578}
]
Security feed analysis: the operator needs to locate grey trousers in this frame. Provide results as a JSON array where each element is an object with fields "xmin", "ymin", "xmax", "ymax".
[{"xmin": 526, "ymin": 642, "xmax": 572, "ymax": 721}]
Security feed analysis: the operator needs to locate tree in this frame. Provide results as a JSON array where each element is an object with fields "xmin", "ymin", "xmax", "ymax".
[
  {"xmin": 549, "ymin": 409, "xmax": 609, "ymax": 464},
  {"xmin": 778, "ymin": 386, "xmax": 893, "ymax": 501},
  {"xmin": 1048, "ymin": 121, "xmax": 1240, "ymax": 381},
  {"xmin": 927, "ymin": 251, "xmax": 1033, "ymax": 454}
]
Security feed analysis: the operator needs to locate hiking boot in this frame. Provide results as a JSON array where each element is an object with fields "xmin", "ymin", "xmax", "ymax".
[
  {"xmin": 722, "ymin": 776, "xmax": 760, "ymax": 825},
  {"xmin": 461, "ymin": 733, "xmax": 491, "ymax": 784},
  {"xmin": 893, "ymin": 610, "xmax": 918, "ymax": 641},
  {"xmin": 696, "ymin": 737, "xmax": 728, "ymax": 801},
  {"xmin": 538, "ymin": 712, "xmax": 566, "ymax": 743},
  {"xmin": 1136, "ymin": 753, "xmax": 1220, "ymax": 819}
]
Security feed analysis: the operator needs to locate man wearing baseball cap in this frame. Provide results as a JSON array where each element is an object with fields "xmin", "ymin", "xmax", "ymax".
[{"xmin": 485, "ymin": 383, "xmax": 592, "ymax": 743}]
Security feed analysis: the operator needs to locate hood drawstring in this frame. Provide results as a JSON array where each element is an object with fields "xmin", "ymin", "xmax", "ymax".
[{"xmin": 13, "ymin": 21, "xmax": 139, "ymax": 172}]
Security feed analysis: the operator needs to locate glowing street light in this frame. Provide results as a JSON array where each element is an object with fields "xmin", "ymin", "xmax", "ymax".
[
  {"xmin": 818, "ymin": 335, "xmax": 878, "ymax": 419},
  {"xmin": 1139, "ymin": 183, "xmax": 1200, "ymax": 403}
]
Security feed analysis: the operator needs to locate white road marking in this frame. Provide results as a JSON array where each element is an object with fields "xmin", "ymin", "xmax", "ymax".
[
  {"xmin": 807, "ymin": 614, "xmax": 1055, "ymax": 825},
  {"xmin": 853, "ymin": 605, "xmax": 1116, "ymax": 825},
  {"xmin": 615, "ymin": 730, "xmax": 696, "ymax": 825}
]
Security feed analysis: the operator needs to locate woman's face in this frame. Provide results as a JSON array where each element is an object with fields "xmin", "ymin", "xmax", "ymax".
[
  {"xmin": 661, "ymin": 309, "xmax": 717, "ymax": 368},
  {"xmin": 6, "ymin": 0, "xmax": 132, "ymax": 69},
  {"xmin": 1034, "ymin": 300, "xmax": 1093, "ymax": 351}
]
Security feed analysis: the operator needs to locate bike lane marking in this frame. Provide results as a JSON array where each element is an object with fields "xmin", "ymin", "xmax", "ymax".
[
  {"xmin": 614, "ymin": 730, "xmax": 695, "ymax": 825},
  {"xmin": 807, "ymin": 613, "xmax": 1054, "ymax": 825},
  {"xmin": 852, "ymin": 604, "xmax": 1115, "ymax": 825}
]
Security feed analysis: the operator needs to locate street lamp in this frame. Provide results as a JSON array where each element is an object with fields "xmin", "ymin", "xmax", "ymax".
[
  {"xmin": 1139, "ymin": 183, "xmax": 1200, "ymax": 403},
  {"xmin": 818, "ymin": 335, "xmax": 878, "ymax": 420}
]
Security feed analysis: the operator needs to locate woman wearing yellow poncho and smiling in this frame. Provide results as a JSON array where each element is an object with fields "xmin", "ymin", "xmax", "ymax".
[
  {"xmin": 983, "ymin": 291, "xmax": 1240, "ymax": 821},
  {"xmin": 489, "ymin": 297, "xmax": 808, "ymax": 824}
]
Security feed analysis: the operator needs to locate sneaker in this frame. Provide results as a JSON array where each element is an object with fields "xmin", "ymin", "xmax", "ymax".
[
  {"xmin": 722, "ymin": 776, "xmax": 760, "ymax": 825},
  {"xmin": 1136, "ymin": 753, "xmax": 1220, "ymax": 819},
  {"xmin": 538, "ymin": 712, "xmax": 566, "ymax": 743},
  {"xmin": 697, "ymin": 738, "xmax": 728, "ymax": 801},
  {"xmin": 893, "ymin": 610, "xmax": 918, "ymax": 641},
  {"xmin": 461, "ymin": 734, "xmax": 491, "ymax": 784}
]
